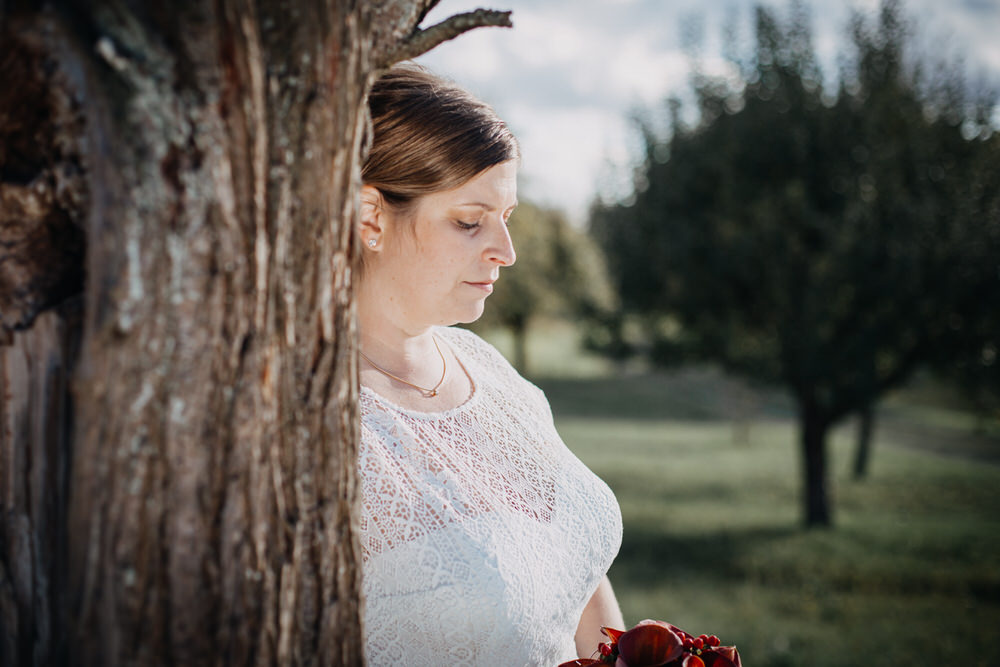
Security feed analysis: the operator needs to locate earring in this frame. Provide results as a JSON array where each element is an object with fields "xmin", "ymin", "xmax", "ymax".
[{"xmin": 367, "ymin": 239, "xmax": 377, "ymax": 248}]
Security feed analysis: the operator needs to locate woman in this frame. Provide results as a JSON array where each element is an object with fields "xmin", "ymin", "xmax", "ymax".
[{"xmin": 356, "ymin": 64, "xmax": 623, "ymax": 665}]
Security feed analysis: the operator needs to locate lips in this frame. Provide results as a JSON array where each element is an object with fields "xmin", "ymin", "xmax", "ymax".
[{"xmin": 465, "ymin": 279, "xmax": 496, "ymax": 293}]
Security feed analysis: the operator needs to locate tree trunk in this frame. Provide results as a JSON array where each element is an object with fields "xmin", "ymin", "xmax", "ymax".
[
  {"xmin": 852, "ymin": 403, "xmax": 875, "ymax": 480},
  {"xmin": 0, "ymin": 3, "xmax": 511, "ymax": 666},
  {"xmin": 1, "ymin": 301, "xmax": 81, "ymax": 666},
  {"xmin": 798, "ymin": 398, "xmax": 832, "ymax": 527}
]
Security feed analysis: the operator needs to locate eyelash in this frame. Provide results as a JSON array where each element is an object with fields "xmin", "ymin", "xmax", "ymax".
[{"xmin": 455, "ymin": 213, "xmax": 514, "ymax": 230}]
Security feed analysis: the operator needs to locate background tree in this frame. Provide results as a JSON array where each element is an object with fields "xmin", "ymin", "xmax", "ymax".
[
  {"xmin": 0, "ymin": 2, "xmax": 509, "ymax": 665},
  {"xmin": 923, "ymin": 98, "xmax": 1000, "ymax": 431},
  {"xmin": 473, "ymin": 199, "xmax": 615, "ymax": 375},
  {"xmin": 940, "ymin": 319, "xmax": 1000, "ymax": 430},
  {"xmin": 591, "ymin": 0, "xmax": 1000, "ymax": 526}
]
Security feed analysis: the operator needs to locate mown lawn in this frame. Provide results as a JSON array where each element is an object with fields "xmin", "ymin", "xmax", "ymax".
[{"xmin": 539, "ymin": 384, "xmax": 1000, "ymax": 667}]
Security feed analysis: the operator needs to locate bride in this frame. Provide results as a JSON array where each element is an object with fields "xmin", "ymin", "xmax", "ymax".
[{"xmin": 356, "ymin": 63, "xmax": 624, "ymax": 665}]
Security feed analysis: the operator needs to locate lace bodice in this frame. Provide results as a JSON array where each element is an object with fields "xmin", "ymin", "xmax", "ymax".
[{"xmin": 358, "ymin": 327, "xmax": 622, "ymax": 666}]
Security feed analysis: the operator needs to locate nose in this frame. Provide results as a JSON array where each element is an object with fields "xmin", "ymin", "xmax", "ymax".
[{"xmin": 485, "ymin": 218, "xmax": 516, "ymax": 267}]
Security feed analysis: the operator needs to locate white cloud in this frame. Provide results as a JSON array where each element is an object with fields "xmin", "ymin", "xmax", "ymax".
[
  {"xmin": 504, "ymin": 103, "xmax": 635, "ymax": 224},
  {"xmin": 605, "ymin": 37, "xmax": 689, "ymax": 104},
  {"xmin": 513, "ymin": 11, "xmax": 589, "ymax": 67}
]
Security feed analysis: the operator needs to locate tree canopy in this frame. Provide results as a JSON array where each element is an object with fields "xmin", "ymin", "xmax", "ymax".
[{"xmin": 591, "ymin": 0, "xmax": 1000, "ymax": 525}]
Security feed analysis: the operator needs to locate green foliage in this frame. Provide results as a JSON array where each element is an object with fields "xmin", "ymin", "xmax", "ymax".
[
  {"xmin": 475, "ymin": 199, "xmax": 615, "ymax": 373},
  {"xmin": 591, "ymin": 0, "xmax": 1000, "ymax": 524}
]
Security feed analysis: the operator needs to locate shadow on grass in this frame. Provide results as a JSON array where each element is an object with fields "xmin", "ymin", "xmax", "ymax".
[
  {"xmin": 534, "ymin": 371, "xmax": 794, "ymax": 422},
  {"xmin": 603, "ymin": 473, "xmax": 750, "ymax": 505},
  {"xmin": 611, "ymin": 522, "xmax": 1000, "ymax": 602},
  {"xmin": 609, "ymin": 523, "xmax": 798, "ymax": 587}
]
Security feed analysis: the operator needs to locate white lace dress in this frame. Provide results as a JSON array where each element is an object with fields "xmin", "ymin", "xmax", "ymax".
[{"xmin": 358, "ymin": 326, "xmax": 622, "ymax": 666}]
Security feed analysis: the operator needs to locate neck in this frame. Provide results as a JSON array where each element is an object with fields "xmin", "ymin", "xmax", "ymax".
[{"xmin": 358, "ymin": 279, "xmax": 439, "ymax": 376}]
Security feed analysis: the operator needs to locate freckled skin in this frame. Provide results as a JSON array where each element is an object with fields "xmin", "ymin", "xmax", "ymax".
[{"xmin": 361, "ymin": 160, "xmax": 518, "ymax": 334}]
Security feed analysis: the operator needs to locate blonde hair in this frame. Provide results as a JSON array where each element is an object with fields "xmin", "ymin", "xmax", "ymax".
[{"xmin": 362, "ymin": 63, "xmax": 520, "ymax": 214}]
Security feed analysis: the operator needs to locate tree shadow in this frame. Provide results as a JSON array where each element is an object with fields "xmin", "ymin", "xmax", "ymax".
[
  {"xmin": 609, "ymin": 524, "xmax": 798, "ymax": 588},
  {"xmin": 535, "ymin": 370, "xmax": 795, "ymax": 422}
]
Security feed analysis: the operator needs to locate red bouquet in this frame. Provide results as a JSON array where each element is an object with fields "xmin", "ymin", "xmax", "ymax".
[{"xmin": 559, "ymin": 619, "xmax": 742, "ymax": 667}]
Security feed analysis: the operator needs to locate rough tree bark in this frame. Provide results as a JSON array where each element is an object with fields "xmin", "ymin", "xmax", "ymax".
[{"xmin": 0, "ymin": 2, "xmax": 511, "ymax": 665}]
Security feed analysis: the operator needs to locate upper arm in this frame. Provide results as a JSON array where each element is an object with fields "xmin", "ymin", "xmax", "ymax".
[{"xmin": 574, "ymin": 575, "xmax": 625, "ymax": 658}]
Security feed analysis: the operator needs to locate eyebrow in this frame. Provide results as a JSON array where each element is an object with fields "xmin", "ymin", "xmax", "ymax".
[{"xmin": 454, "ymin": 201, "xmax": 519, "ymax": 211}]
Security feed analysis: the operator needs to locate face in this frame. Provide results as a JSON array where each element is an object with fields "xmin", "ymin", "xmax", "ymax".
[{"xmin": 362, "ymin": 160, "xmax": 518, "ymax": 330}]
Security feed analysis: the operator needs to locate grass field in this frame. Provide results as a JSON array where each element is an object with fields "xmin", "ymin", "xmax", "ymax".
[{"xmin": 483, "ymin": 322, "xmax": 1000, "ymax": 666}]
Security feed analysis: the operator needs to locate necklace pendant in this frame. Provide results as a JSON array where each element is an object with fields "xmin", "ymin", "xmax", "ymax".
[{"xmin": 360, "ymin": 334, "xmax": 447, "ymax": 398}]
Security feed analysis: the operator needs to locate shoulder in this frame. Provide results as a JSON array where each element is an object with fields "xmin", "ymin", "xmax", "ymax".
[
  {"xmin": 436, "ymin": 326, "xmax": 550, "ymax": 412},
  {"xmin": 434, "ymin": 324, "xmax": 488, "ymax": 348},
  {"xmin": 435, "ymin": 326, "xmax": 514, "ymax": 370}
]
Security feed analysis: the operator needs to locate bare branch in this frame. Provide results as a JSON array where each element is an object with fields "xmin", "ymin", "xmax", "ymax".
[
  {"xmin": 381, "ymin": 8, "xmax": 512, "ymax": 67},
  {"xmin": 416, "ymin": 0, "xmax": 443, "ymax": 26}
]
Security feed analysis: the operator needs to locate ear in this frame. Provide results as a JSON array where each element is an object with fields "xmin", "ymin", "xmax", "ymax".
[{"xmin": 359, "ymin": 185, "xmax": 385, "ymax": 249}]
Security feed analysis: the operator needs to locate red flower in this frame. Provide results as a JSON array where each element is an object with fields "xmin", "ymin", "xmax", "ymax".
[
  {"xmin": 559, "ymin": 620, "xmax": 741, "ymax": 667},
  {"xmin": 617, "ymin": 621, "xmax": 683, "ymax": 666}
]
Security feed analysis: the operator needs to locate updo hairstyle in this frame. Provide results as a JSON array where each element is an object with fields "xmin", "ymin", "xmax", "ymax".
[{"xmin": 362, "ymin": 63, "xmax": 520, "ymax": 216}]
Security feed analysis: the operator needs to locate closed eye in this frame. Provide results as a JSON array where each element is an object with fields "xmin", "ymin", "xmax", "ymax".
[{"xmin": 455, "ymin": 219, "xmax": 481, "ymax": 231}]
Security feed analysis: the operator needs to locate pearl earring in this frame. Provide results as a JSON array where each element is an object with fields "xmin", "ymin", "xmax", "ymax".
[{"xmin": 368, "ymin": 239, "xmax": 376, "ymax": 248}]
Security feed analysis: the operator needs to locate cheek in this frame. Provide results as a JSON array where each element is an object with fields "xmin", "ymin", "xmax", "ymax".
[
  {"xmin": 390, "ymin": 249, "xmax": 449, "ymax": 294},
  {"xmin": 422, "ymin": 241, "xmax": 469, "ymax": 275},
  {"xmin": 389, "ymin": 228, "xmax": 474, "ymax": 289}
]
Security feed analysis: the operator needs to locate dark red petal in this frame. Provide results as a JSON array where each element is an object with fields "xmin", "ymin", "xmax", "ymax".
[
  {"xmin": 681, "ymin": 654, "xmax": 705, "ymax": 667},
  {"xmin": 665, "ymin": 622, "xmax": 694, "ymax": 642},
  {"xmin": 717, "ymin": 646, "xmax": 741, "ymax": 666},
  {"xmin": 617, "ymin": 624, "xmax": 684, "ymax": 667},
  {"xmin": 603, "ymin": 627, "xmax": 626, "ymax": 644},
  {"xmin": 700, "ymin": 646, "xmax": 742, "ymax": 667}
]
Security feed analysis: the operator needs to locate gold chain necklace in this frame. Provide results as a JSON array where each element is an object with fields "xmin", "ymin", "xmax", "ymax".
[{"xmin": 359, "ymin": 335, "xmax": 447, "ymax": 397}]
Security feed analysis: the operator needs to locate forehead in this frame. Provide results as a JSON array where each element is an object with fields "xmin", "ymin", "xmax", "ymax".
[{"xmin": 427, "ymin": 161, "xmax": 519, "ymax": 210}]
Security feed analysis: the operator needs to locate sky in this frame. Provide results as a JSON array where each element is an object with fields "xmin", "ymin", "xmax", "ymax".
[{"xmin": 416, "ymin": 0, "xmax": 1000, "ymax": 225}]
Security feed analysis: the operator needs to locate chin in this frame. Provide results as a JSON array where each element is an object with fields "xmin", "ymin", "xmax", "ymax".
[{"xmin": 452, "ymin": 302, "xmax": 486, "ymax": 325}]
